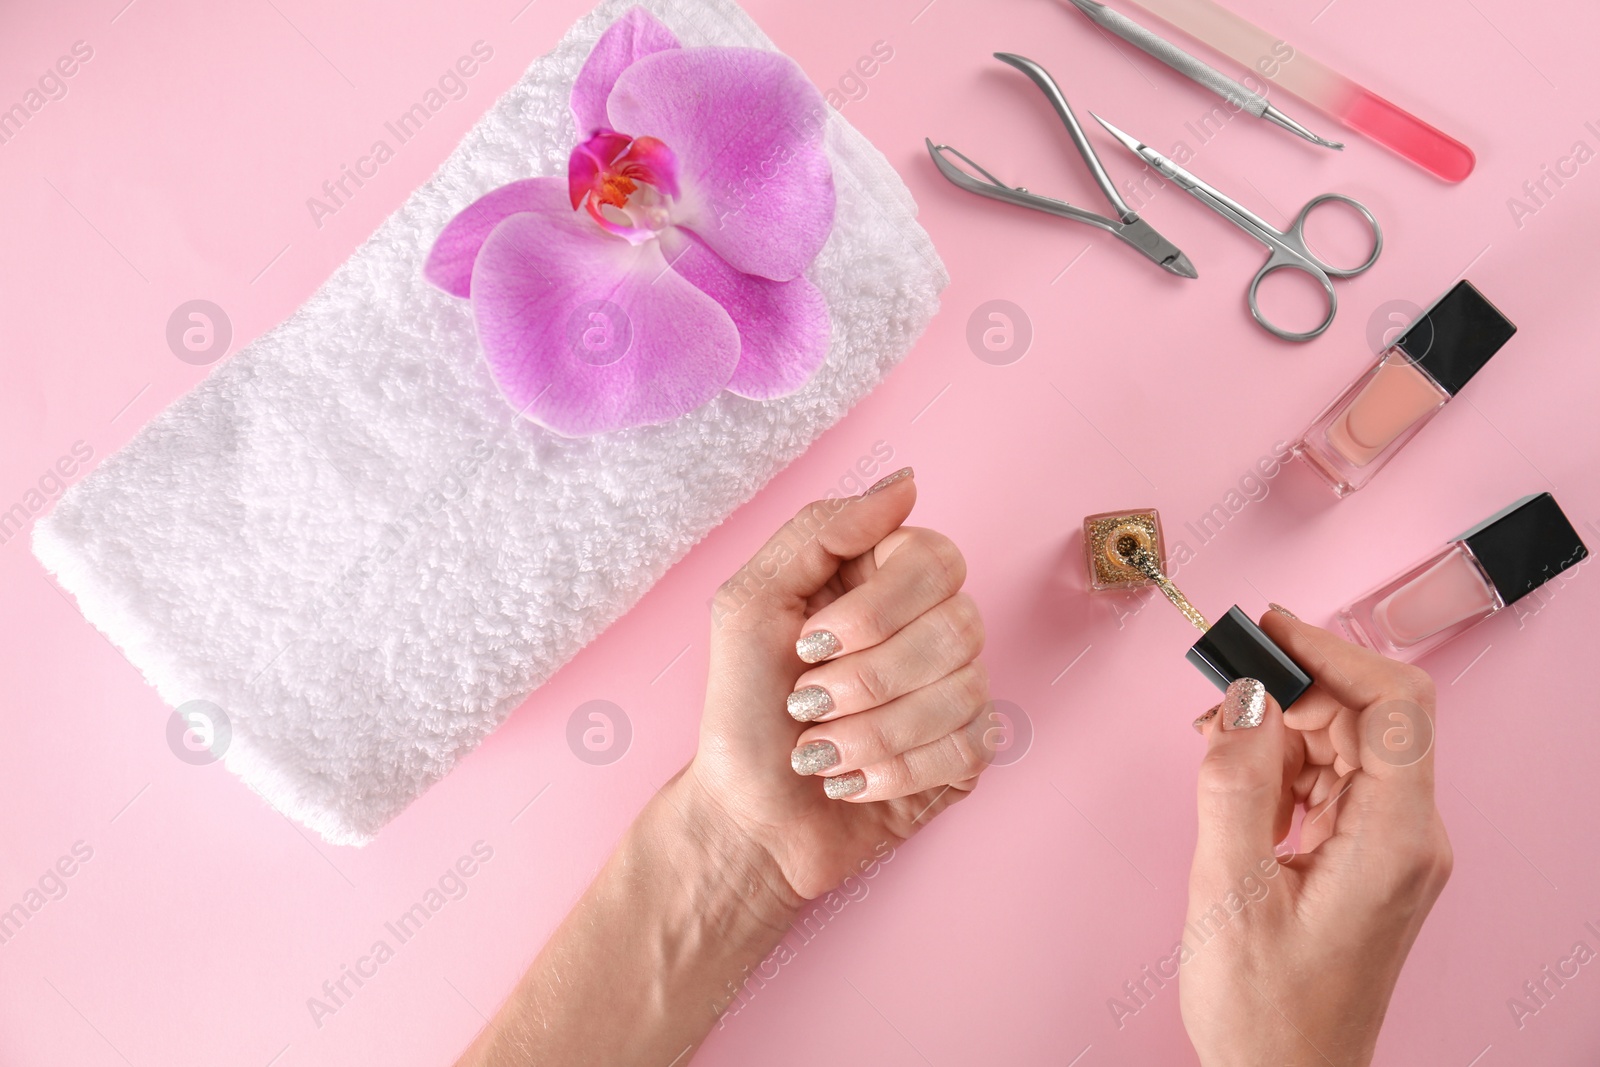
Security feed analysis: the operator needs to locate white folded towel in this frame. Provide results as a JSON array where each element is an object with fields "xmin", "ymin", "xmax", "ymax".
[{"xmin": 33, "ymin": 0, "xmax": 946, "ymax": 845}]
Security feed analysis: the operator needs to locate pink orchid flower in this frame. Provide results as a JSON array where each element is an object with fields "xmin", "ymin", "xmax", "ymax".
[{"xmin": 424, "ymin": 7, "xmax": 835, "ymax": 437}]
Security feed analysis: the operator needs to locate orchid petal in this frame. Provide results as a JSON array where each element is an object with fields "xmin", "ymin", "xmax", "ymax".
[
  {"xmin": 567, "ymin": 129, "xmax": 634, "ymax": 208},
  {"xmin": 469, "ymin": 188, "xmax": 740, "ymax": 437},
  {"xmin": 570, "ymin": 6, "xmax": 681, "ymax": 138},
  {"xmin": 662, "ymin": 229, "xmax": 830, "ymax": 399},
  {"xmin": 607, "ymin": 47, "xmax": 835, "ymax": 282},
  {"xmin": 617, "ymin": 135, "xmax": 679, "ymax": 200},
  {"xmin": 424, "ymin": 178, "xmax": 561, "ymax": 298}
]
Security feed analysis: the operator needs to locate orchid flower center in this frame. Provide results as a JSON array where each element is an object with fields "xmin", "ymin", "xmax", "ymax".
[{"xmin": 567, "ymin": 129, "xmax": 681, "ymax": 245}]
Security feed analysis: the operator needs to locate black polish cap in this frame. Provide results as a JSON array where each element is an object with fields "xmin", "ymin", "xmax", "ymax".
[
  {"xmin": 1397, "ymin": 279, "xmax": 1517, "ymax": 396},
  {"xmin": 1187, "ymin": 606, "xmax": 1312, "ymax": 709},
  {"xmin": 1460, "ymin": 492, "xmax": 1589, "ymax": 606}
]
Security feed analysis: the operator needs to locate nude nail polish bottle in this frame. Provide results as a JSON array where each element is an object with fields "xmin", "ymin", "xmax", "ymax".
[
  {"xmin": 1339, "ymin": 493, "xmax": 1588, "ymax": 661},
  {"xmin": 1295, "ymin": 281, "xmax": 1516, "ymax": 496}
]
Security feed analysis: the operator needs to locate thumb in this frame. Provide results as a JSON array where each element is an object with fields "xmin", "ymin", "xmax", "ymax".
[
  {"xmin": 701, "ymin": 470, "xmax": 915, "ymax": 746},
  {"xmin": 1190, "ymin": 678, "xmax": 1292, "ymax": 900},
  {"xmin": 709, "ymin": 468, "xmax": 916, "ymax": 638}
]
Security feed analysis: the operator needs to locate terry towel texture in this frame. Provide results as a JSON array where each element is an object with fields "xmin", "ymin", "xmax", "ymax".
[{"xmin": 34, "ymin": 0, "xmax": 946, "ymax": 845}]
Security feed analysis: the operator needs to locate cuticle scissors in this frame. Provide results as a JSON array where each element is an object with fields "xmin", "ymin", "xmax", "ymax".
[
  {"xmin": 926, "ymin": 52, "xmax": 1198, "ymax": 280},
  {"xmin": 1092, "ymin": 114, "xmax": 1383, "ymax": 342}
]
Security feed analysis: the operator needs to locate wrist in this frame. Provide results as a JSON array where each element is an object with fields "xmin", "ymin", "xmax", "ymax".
[
  {"xmin": 455, "ymin": 767, "xmax": 805, "ymax": 1065},
  {"xmin": 646, "ymin": 765, "xmax": 804, "ymax": 951},
  {"xmin": 1188, "ymin": 1003, "xmax": 1378, "ymax": 1067}
]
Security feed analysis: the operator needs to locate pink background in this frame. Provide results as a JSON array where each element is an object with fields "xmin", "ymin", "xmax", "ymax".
[{"xmin": 3, "ymin": 0, "xmax": 1598, "ymax": 1063}]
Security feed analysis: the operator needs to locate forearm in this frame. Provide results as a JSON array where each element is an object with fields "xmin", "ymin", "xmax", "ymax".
[{"xmin": 454, "ymin": 768, "xmax": 801, "ymax": 1067}]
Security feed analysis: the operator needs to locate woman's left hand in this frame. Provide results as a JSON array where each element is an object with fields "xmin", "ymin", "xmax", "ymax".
[
  {"xmin": 455, "ymin": 469, "xmax": 993, "ymax": 1066},
  {"xmin": 686, "ymin": 466, "xmax": 994, "ymax": 902}
]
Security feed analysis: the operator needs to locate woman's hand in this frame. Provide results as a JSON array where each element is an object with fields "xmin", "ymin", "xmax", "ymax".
[
  {"xmin": 455, "ymin": 469, "xmax": 992, "ymax": 1067},
  {"xmin": 1180, "ymin": 608, "xmax": 1453, "ymax": 1067},
  {"xmin": 687, "ymin": 466, "xmax": 992, "ymax": 902}
]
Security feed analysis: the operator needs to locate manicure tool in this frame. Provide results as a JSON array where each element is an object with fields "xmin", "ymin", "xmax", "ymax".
[
  {"xmin": 1122, "ymin": 0, "xmax": 1474, "ymax": 181},
  {"xmin": 926, "ymin": 52, "xmax": 1197, "ymax": 279},
  {"xmin": 1093, "ymin": 115, "xmax": 1382, "ymax": 341},
  {"xmin": 1061, "ymin": 0, "xmax": 1340, "ymax": 150}
]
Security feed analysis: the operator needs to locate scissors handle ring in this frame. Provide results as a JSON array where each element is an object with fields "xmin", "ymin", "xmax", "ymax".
[
  {"xmin": 1248, "ymin": 255, "xmax": 1339, "ymax": 342},
  {"xmin": 1289, "ymin": 193, "xmax": 1383, "ymax": 278},
  {"xmin": 1250, "ymin": 194, "xmax": 1381, "ymax": 341}
]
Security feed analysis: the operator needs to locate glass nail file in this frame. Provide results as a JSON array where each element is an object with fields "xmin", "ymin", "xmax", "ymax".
[{"xmin": 1121, "ymin": 0, "xmax": 1475, "ymax": 181}]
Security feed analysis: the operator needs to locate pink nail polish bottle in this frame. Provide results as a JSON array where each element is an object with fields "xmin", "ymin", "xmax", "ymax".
[
  {"xmin": 1295, "ymin": 281, "xmax": 1516, "ymax": 496},
  {"xmin": 1339, "ymin": 493, "xmax": 1588, "ymax": 661}
]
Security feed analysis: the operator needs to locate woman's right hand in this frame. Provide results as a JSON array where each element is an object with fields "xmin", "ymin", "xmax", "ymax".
[{"xmin": 1179, "ymin": 607, "xmax": 1453, "ymax": 1067}]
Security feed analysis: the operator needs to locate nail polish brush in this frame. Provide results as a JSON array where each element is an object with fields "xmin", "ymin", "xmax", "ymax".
[{"xmin": 1085, "ymin": 510, "xmax": 1312, "ymax": 707}]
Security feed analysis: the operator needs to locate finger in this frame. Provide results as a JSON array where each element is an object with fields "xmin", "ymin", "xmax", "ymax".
[
  {"xmin": 1329, "ymin": 705, "xmax": 1362, "ymax": 769},
  {"xmin": 787, "ymin": 592, "xmax": 984, "ymax": 722},
  {"xmin": 1259, "ymin": 609, "xmax": 1439, "ymax": 793},
  {"xmin": 1292, "ymin": 760, "xmax": 1338, "ymax": 805},
  {"xmin": 710, "ymin": 470, "xmax": 916, "ymax": 642},
  {"xmin": 703, "ymin": 476, "xmax": 916, "ymax": 744},
  {"xmin": 1258, "ymin": 608, "xmax": 1399, "ymax": 708},
  {"xmin": 1259, "ymin": 609, "xmax": 1435, "ymax": 721},
  {"xmin": 1299, "ymin": 767, "xmax": 1357, "ymax": 852},
  {"xmin": 1292, "ymin": 761, "xmax": 1346, "ymax": 855},
  {"xmin": 794, "ymin": 527, "xmax": 966, "ymax": 662},
  {"xmin": 1280, "ymin": 686, "xmax": 1345, "ymax": 733},
  {"xmin": 790, "ymin": 662, "xmax": 988, "ymax": 776},
  {"xmin": 1199, "ymin": 698, "xmax": 1306, "ymax": 785},
  {"xmin": 819, "ymin": 714, "xmax": 991, "ymax": 802},
  {"xmin": 1301, "ymin": 725, "xmax": 1337, "ymax": 767},
  {"xmin": 1191, "ymin": 678, "xmax": 1293, "ymax": 896},
  {"xmin": 878, "ymin": 778, "xmax": 979, "ymax": 832}
]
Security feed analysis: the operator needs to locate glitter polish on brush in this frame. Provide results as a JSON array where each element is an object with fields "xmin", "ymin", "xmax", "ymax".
[
  {"xmin": 1083, "ymin": 509, "xmax": 1311, "ymax": 708},
  {"xmin": 1339, "ymin": 493, "xmax": 1588, "ymax": 662},
  {"xmin": 1294, "ymin": 281, "xmax": 1516, "ymax": 497}
]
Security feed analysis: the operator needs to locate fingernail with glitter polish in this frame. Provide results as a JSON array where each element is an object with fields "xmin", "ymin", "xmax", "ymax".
[
  {"xmin": 823, "ymin": 770, "xmax": 867, "ymax": 799},
  {"xmin": 1192, "ymin": 704, "xmax": 1219, "ymax": 734},
  {"xmin": 791, "ymin": 740, "xmax": 840, "ymax": 776},
  {"xmin": 796, "ymin": 630, "xmax": 841, "ymax": 663},
  {"xmin": 1221, "ymin": 678, "xmax": 1267, "ymax": 730},
  {"xmin": 1268, "ymin": 602, "xmax": 1299, "ymax": 620},
  {"xmin": 861, "ymin": 466, "xmax": 913, "ymax": 497},
  {"xmin": 787, "ymin": 685, "xmax": 834, "ymax": 722}
]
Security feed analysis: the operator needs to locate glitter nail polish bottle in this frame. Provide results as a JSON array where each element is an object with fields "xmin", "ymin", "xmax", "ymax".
[
  {"xmin": 1339, "ymin": 493, "xmax": 1589, "ymax": 661},
  {"xmin": 1083, "ymin": 509, "xmax": 1165, "ymax": 592},
  {"xmin": 1294, "ymin": 280, "xmax": 1516, "ymax": 497}
]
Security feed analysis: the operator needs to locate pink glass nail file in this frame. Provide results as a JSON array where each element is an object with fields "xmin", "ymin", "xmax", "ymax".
[{"xmin": 1123, "ymin": 0, "xmax": 1475, "ymax": 181}]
